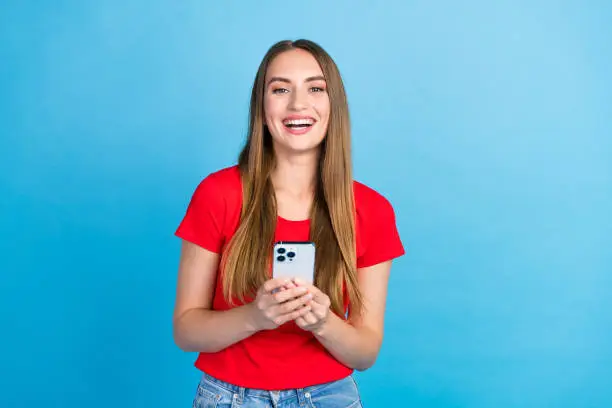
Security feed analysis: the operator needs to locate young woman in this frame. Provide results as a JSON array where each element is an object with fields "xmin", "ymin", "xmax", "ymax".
[{"xmin": 173, "ymin": 39, "xmax": 404, "ymax": 408}]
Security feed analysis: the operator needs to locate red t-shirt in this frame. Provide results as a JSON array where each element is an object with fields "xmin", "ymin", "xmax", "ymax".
[{"xmin": 175, "ymin": 165, "xmax": 404, "ymax": 390}]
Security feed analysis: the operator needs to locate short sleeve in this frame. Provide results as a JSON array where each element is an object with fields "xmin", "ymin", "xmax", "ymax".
[
  {"xmin": 357, "ymin": 196, "xmax": 405, "ymax": 269},
  {"xmin": 175, "ymin": 174, "xmax": 226, "ymax": 253}
]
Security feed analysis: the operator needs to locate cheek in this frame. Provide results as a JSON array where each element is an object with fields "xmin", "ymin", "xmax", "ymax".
[
  {"xmin": 263, "ymin": 98, "xmax": 273, "ymax": 126},
  {"xmin": 315, "ymin": 98, "xmax": 331, "ymax": 123},
  {"xmin": 264, "ymin": 96, "xmax": 284, "ymax": 122},
  {"xmin": 264, "ymin": 111, "xmax": 273, "ymax": 128}
]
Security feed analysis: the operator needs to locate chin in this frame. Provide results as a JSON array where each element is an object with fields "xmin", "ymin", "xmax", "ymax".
[
  {"xmin": 276, "ymin": 139, "xmax": 323, "ymax": 155},
  {"xmin": 286, "ymin": 143, "xmax": 322, "ymax": 155},
  {"xmin": 273, "ymin": 131, "xmax": 324, "ymax": 154}
]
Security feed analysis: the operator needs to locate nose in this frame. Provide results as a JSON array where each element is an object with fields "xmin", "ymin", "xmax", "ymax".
[{"xmin": 288, "ymin": 88, "xmax": 308, "ymax": 111}]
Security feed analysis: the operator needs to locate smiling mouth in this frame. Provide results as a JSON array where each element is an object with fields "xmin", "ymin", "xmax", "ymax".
[{"xmin": 282, "ymin": 118, "xmax": 315, "ymax": 129}]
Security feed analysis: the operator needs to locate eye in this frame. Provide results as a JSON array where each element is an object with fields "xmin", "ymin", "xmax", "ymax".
[
  {"xmin": 310, "ymin": 87, "xmax": 325, "ymax": 93},
  {"xmin": 272, "ymin": 88, "xmax": 289, "ymax": 94}
]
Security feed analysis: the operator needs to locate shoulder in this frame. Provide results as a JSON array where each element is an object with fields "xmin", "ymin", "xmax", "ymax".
[
  {"xmin": 201, "ymin": 164, "xmax": 241, "ymax": 188},
  {"xmin": 192, "ymin": 165, "xmax": 241, "ymax": 197},
  {"xmin": 353, "ymin": 180, "xmax": 396, "ymax": 217},
  {"xmin": 176, "ymin": 165, "xmax": 242, "ymax": 251},
  {"xmin": 187, "ymin": 164, "xmax": 242, "ymax": 213},
  {"xmin": 353, "ymin": 180, "xmax": 405, "ymax": 267}
]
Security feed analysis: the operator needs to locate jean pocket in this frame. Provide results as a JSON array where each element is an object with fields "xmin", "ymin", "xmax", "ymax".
[
  {"xmin": 192, "ymin": 384, "xmax": 220, "ymax": 408},
  {"xmin": 306, "ymin": 376, "xmax": 362, "ymax": 408},
  {"xmin": 193, "ymin": 376, "xmax": 231, "ymax": 408}
]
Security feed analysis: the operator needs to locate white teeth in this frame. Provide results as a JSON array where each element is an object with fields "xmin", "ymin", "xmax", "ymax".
[{"xmin": 283, "ymin": 118, "xmax": 314, "ymax": 126}]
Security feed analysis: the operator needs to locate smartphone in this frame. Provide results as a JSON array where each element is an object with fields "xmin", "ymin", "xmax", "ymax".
[{"xmin": 272, "ymin": 241, "xmax": 316, "ymax": 285}]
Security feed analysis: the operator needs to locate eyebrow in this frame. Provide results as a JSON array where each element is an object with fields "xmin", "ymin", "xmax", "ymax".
[{"xmin": 267, "ymin": 75, "xmax": 326, "ymax": 86}]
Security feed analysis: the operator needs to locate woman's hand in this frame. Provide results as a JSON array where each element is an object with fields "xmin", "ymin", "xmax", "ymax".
[
  {"xmin": 248, "ymin": 278, "xmax": 313, "ymax": 331},
  {"xmin": 291, "ymin": 278, "xmax": 332, "ymax": 335}
]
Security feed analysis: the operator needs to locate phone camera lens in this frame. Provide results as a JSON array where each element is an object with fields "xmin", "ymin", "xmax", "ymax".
[
  {"xmin": 276, "ymin": 255, "xmax": 286, "ymax": 262},
  {"xmin": 287, "ymin": 252, "xmax": 295, "ymax": 258},
  {"xmin": 277, "ymin": 247, "xmax": 286, "ymax": 254}
]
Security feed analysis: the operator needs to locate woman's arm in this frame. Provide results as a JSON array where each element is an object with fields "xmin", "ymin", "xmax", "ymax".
[
  {"xmin": 173, "ymin": 241, "xmax": 256, "ymax": 353},
  {"xmin": 295, "ymin": 261, "xmax": 392, "ymax": 371},
  {"xmin": 173, "ymin": 241, "xmax": 312, "ymax": 353}
]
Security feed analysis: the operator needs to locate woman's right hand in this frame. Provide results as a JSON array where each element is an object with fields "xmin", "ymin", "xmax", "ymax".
[{"xmin": 248, "ymin": 278, "xmax": 313, "ymax": 331}]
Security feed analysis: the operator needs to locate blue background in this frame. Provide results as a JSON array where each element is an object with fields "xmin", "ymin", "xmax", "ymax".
[{"xmin": 1, "ymin": 1, "xmax": 611, "ymax": 407}]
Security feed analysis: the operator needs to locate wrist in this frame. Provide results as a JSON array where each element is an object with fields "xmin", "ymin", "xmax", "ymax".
[
  {"xmin": 313, "ymin": 313, "xmax": 335, "ymax": 338},
  {"xmin": 242, "ymin": 303, "xmax": 261, "ymax": 333}
]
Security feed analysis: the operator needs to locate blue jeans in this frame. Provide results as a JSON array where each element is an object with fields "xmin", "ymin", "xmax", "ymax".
[{"xmin": 192, "ymin": 372, "xmax": 364, "ymax": 407}]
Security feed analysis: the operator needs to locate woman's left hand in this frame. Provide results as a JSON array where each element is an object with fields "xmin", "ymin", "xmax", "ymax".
[{"xmin": 291, "ymin": 278, "xmax": 332, "ymax": 335}]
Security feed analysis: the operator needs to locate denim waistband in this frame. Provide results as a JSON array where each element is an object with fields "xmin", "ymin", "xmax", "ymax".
[
  {"xmin": 199, "ymin": 371, "xmax": 351, "ymax": 401},
  {"xmin": 200, "ymin": 372, "xmax": 312, "ymax": 405}
]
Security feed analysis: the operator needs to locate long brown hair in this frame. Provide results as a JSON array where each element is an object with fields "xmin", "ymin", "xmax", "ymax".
[{"xmin": 220, "ymin": 39, "xmax": 363, "ymax": 317}]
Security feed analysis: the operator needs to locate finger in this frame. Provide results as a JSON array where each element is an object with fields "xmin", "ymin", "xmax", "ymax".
[
  {"xmin": 263, "ymin": 278, "xmax": 290, "ymax": 293},
  {"xmin": 284, "ymin": 281, "xmax": 297, "ymax": 289},
  {"xmin": 304, "ymin": 312, "xmax": 319, "ymax": 325},
  {"xmin": 292, "ymin": 277, "xmax": 310, "ymax": 287},
  {"xmin": 311, "ymin": 303, "xmax": 328, "ymax": 319},
  {"xmin": 272, "ymin": 286, "xmax": 308, "ymax": 304},
  {"xmin": 293, "ymin": 279, "xmax": 327, "ymax": 303},
  {"xmin": 274, "ymin": 281, "xmax": 295, "ymax": 294},
  {"xmin": 274, "ymin": 304, "xmax": 312, "ymax": 326},
  {"xmin": 272, "ymin": 292, "xmax": 313, "ymax": 315},
  {"xmin": 308, "ymin": 294, "xmax": 329, "ymax": 310},
  {"xmin": 295, "ymin": 316, "xmax": 307, "ymax": 328},
  {"xmin": 311, "ymin": 289, "xmax": 331, "ymax": 307}
]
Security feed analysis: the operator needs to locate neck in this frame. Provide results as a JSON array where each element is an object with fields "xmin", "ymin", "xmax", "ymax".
[{"xmin": 271, "ymin": 151, "xmax": 319, "ymax": 198}]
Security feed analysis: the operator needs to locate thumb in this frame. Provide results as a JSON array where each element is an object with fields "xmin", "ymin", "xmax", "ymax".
[{"xmin": 294, "ymin": 278, "xmax": 326, "ymax": 302}]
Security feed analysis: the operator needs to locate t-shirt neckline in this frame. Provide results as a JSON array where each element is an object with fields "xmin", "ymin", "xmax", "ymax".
[{"xmin": 277, "ymin": 215, "xmax": 310, "ymax": 224}]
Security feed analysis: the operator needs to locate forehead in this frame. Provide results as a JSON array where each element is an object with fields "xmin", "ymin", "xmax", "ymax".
[{"xmin": 265, "ymin": 49, "xmax": 324, "ymax": 81}]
